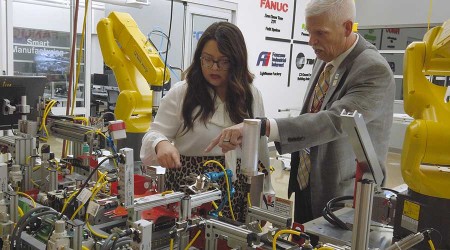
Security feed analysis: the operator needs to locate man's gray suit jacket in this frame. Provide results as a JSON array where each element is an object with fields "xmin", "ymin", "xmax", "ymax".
[{"xmin": 275, "ymin": 35, "xmax": 395, "ymax": 218}]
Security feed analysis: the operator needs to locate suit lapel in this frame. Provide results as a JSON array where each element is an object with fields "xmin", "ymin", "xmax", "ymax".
[{"xmin": 320, "ymin": 35, "xmax": 372, "ymax": 110}]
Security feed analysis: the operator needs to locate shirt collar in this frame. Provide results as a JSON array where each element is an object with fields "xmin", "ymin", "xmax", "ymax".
[{"xmin": 328, "ymin": 33, "xmax": 359, "ymax": 74}]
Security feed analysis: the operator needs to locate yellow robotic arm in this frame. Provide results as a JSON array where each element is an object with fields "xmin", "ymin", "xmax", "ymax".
[
  {"xmin": 402, "ymin": 19, "xmax": 450, "ymax": 199},
  {"xmin": 97, "ymin": 12, "xmax": 170, "ymax": 133}
]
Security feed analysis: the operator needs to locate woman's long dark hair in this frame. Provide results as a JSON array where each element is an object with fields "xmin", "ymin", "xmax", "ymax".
[{"xmin": 182, "ymin": 22, "xmax": 254, "ymax": 133}]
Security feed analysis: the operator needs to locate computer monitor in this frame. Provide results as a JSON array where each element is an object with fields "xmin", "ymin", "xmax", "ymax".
[
  {"xmin": 91, "ymin": 73, "xmax": 109, "ymax": 86},
  {"xmin": 0, "ymin": 76, "xmax": 47, "ymax": 130}
]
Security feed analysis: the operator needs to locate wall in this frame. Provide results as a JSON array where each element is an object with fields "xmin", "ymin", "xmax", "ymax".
[
  {"xmin": 355, "ymin": 0, "xmax": 449, "ymax": 28},
  {"xmin": 236, "ymin": 0, "xmax": 312, "ymax": 119},
  {"xmin": 236, "ymin": 0, "xmax": 450, "ymax": 119},
  {"xmin": 104, "ymin": 1, "xmax": 186, "ymax": 83}
]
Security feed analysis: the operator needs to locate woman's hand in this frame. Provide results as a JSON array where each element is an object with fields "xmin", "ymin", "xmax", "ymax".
[
  {"xmin": 205, "ymin": 123, "xmax": 244, "ymax": 153},
  {"xmin": 156, "ymin": 140, "xmax": 181, "ymax": 168}
]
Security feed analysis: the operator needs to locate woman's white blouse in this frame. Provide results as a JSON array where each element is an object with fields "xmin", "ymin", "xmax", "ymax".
[{"xmin": 140, "ymin": 81, "xmax": 268, "ymax": 167}]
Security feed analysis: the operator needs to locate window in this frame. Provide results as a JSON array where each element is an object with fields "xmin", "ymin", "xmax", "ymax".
[{"xmin": 359, "ymin": 27, "xmax": 432, "ymax": 101}]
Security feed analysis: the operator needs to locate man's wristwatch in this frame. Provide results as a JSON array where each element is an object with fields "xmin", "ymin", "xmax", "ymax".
[{"xmin": 256, "ymin": 117, "xmax": 267, "ymax": 137}]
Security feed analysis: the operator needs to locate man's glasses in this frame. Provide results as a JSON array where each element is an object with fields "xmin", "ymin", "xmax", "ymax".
[{"xmin": 200, "ymin": 56, "xmax": 230, "ymax": 71}]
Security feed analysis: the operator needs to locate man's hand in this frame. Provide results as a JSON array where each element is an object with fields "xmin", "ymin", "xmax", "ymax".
[
  {"xmin": 205, "ymin": 123, "xmax": 244, "ymax": 153},
  {"xmin": 156, "ymin": 140, "xmax": 181, "ymax": 168}
]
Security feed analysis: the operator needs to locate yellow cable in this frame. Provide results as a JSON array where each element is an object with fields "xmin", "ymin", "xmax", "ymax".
[
  {"xmin": 73, "ymin": 116, "xmax": 89, "ymax": 125},
  {"xmin": 17, "ymin": 192, "xmax": 36, "ymax": 208},
  {"xmin": 61, "ymin": 190, "xmax": 79, "ymax": 214},
  {"xmin": 39, "ymin": 100, "xmax": 56, "ymax": 131},
  {"xmin": 86, "ymin": 221, "xmax": 108, "ymax": 239},
  {"xmin": 272, "ymin": 229, "xmax": 301, "ymax": 250},
  {"xmin": 71, "ymin": 179, "xmax": 107, "ymax": 220},
  {"xmin": 247, "ymin": 192, "xmax": 252, "ymax": 207},
  {"xmin": 70, "ymin": 0, "xmax": 90, "ymax": 114},
  {"xmin": 161, "ymin": 190, "xmax": 174, "ymax": 196},
  {"xmin": 428, "ymin": 239, "xmax": 436, "ymax": 250},
  {"xmin": 18, "ymin": 206, "xmax": 24, "ymax": 217},
  {"xmin": 211, "ymin": 201, "xmax": 223, "ymax": 216},
  {"xmin": 184, "ymin": 230, "xmax": 201, "ymax": 250},
  {"xmin": 203, "ymin": 160, "xmax": 235, "ymax": 221},
  {"xmin": 96, "ymin": 129, "xmax": 107, "ymax": 139},
  {"xmin": 82, "ymin": 246, "xmax": 89, "ymax": 250},
  {"xmin": 26, "ymin": 156, "xmax": 32, "ymax": 165},
  {"xmin": 40, "ymin": 100, "xmax": 57, "ymax": 139},
  {"xmin": 170, "ymin": 238, "xmax": 174, "ymax": 250},
  {"xmin": 70, "ymin": 200, "xmax": 86, "ymax": 221},
  {"xmin": 31, "ymin": 179, "xmax": 40, "ymax": 187},
  {"xmin": 84, "ymin": 180, "xmax": 109, "ymax": 239},
  {"xmin": 427, "ymin": 0, "xmax": 433, "ymax": 31}
]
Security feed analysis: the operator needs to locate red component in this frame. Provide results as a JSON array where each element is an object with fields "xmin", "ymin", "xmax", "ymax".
[
  {"xmin": 141, "ymin": 205, "xmax": 179, "ymax": 221},
  {"xmin": 89, "ymin": 157, "xmax": 99, "ymax": 168},
  {"xmin": 353, "ymin": 160, "xmax": 363, "ymax": 208},
  {"xmin": 24, "ymin": 189, "xmax": 39, "ymax": 201},
  {"xmin": 108, "ymin": 121, "xmax": 126, "ymax": 131},
  {"xmin": 291, "ymin": 222, "xmax": 305, "ymax": 246},
  {"xmin": 110, "ymin": 174, "xmax": 152, "ymax": 196}
]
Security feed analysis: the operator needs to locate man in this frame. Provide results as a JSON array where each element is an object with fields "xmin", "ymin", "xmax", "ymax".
[{"xmin": 205, "ymin": 0, "xmax": 394, "ymax": 224}]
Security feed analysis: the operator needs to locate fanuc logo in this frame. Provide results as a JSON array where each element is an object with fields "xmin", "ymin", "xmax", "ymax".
[
  {"xmin": 260, "ymin": 0, "xmax": 288, "ymax": 12},
  {"xmin": 295, "ymin": 52, "xmax": 314, "ymax": 69},
  {"xmin": 256, "ymin": 51, "xmax": 287, "ymax": 67}
]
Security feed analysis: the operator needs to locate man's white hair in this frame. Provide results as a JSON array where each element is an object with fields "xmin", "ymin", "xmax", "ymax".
[{"xmin": 305, "ymin": 0, "xmax": 356, "ymax": 24}]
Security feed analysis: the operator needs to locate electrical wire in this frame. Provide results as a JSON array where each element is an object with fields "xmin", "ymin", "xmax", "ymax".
[
  {"xmin": 272, "ymin": 229, "xmax": 301, "ymax": 250},
  {"xmin": 17, "ymin": 191, "xmax": 36, "ymax": 208},
  {"xmin": 10, "ymin": 206, "xmax": 59, "ymax": 249},
  {"xmin": 170, "ymin": 238, "xmax": 174, "ymax": 250},
  {"xmin": 70, "ymin": 0, "xmax": 90, "ymax": 115},
  {"xmin": 17, "ymin": 206, "xmax": 24, "ymax": 217},
  {"xmin": 63, "ymin": 154, "xmax": 118, "ymax": 214},
  {"xmin": 203, "ymin": 160, "xmax": 235, "ymax": 221},
  {"xmin": 39, "ymin": 100, "xmax": 57, "ymax": 140},
  {"xmin": 428, "ymin": 239, "xmax": 436, "ymax": 250},
  {"xmin": 321, "ymin": 195, "xmax": 353, "ymax": 230},
  {"xmin": 71, "ymin": 173, "xmax": 108, "ymax": 220},
  {"xmin": 101, "ymin": 232, "xmax": 119, "ymax": 250},
  {"xmin": 61, "ymin": 190, "xmax": 79, "ymax": 214},
  {"xmin": 86, "ymin": 221, "xmax": 108, "ymax": 239},
  {"xmin": 161, "ymin": 0, "xmax": 174, "ymax": 98},
  {"xmin": 161, "ymin": 190, "xmax": 174, "ymax": 196},
  {"xmin": 114, "ymin": 239, "xmax": 132, "ymax": 249},
  {"xmin": 184, "ymin": 230, "xmax": 202, "ymax": 250},
  {"xmin": 423, "ymin": 228, "xmax": 441, "ymax": 250},
  {"xmin": 381, "ymin": 187, "xmax": 399, "ymax": 194},
  {"xmin": 148, "ymin": 29, "xmax": 171, "ymax": 54}
]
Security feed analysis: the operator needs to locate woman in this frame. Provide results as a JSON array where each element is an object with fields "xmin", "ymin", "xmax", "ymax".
[{"xmin": 140, "ymin": 22, "xmax": 270, "ymax": 222}]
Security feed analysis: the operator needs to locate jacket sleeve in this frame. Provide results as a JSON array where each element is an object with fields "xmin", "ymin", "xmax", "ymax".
[{"xmin": 275, "ymin": 50, "xmax": 394, "ymax": 154}]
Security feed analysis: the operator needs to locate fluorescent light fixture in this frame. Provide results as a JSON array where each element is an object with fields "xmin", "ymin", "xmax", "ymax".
[{"xmin": 95, "ymin": 0, "xmax": 150, "ymax": 8}]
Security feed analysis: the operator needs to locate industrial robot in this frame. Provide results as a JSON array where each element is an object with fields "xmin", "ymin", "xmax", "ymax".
[
  {"xmin": 394, "ymin": 19, "xmax": 450, "ymax": 249},
  {"xmin": 97, "ymin": 12, "xmax": 170, "ymax": 159}
]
